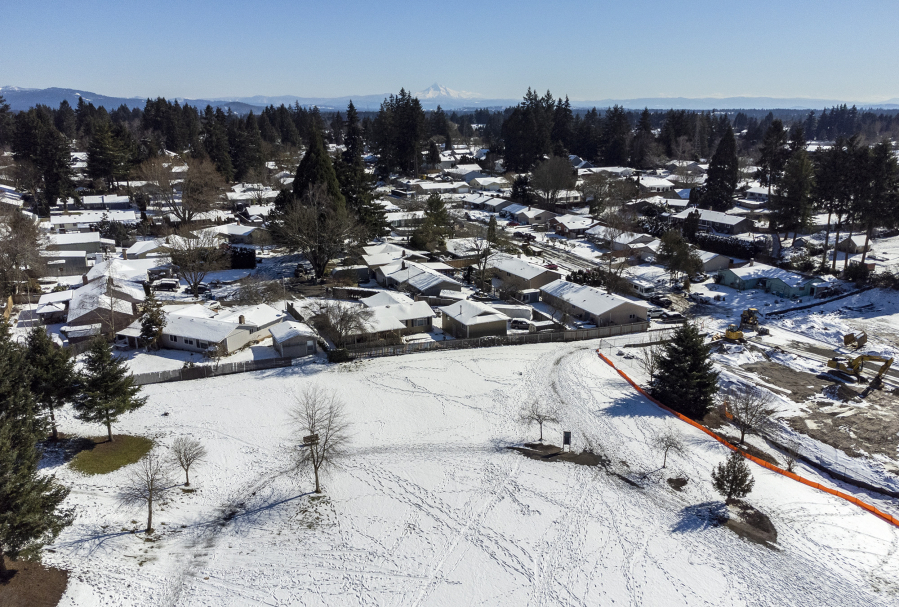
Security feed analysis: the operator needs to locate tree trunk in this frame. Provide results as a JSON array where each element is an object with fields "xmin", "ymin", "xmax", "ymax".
[
  {"xmin": 0, "ymin": 546, "xmax": 7, "ymax": 577},
  {"xmin": 49, "ymin": 404, "xmax": 59, "ymax": 441},
  {"xmin": 860, "ymin": 224, "xmax": 872, "ymax": 266},
  {"xmin": 147, "ymin": 498, "xmax": 153, "ymax": 533},
  {"xmin": 313, "ymin": 465, "xmax": 321, "ymax": 493},
  {"xmin": 185, "ymin": 467, "xmax": 191, "ymax": 487},
  {"xmin": 538, "ymin": 421, "xmax": 544, "ymax": 442},
  {"xmin": 740, "ymin": 426, "xmax": 746, "ymax": 444},
  {"xmin": 820, "ymin": 211, "xmax": 832, "ymax": 269},
  {"xmin": 831, "ymin": 219, "xmax": 842, "ymax": 271},
  {"xmin": 105, "ymin": 410, "xmax": 113, "ymax": 442},
  {"xmin": 662, "ymin": 448, "xmax": 668, "ymax": 468}
]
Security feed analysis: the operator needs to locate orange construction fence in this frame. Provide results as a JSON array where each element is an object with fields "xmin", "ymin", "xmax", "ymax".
[{"xmin": 595, "ymin": 350, "xmax": 899, "ymax": 528}]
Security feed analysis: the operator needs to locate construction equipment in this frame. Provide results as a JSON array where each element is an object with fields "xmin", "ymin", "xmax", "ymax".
[
  {"xmin": 724, "ymin": 324, "xmax": 745, "ymax": 342},
  {"xmin": 827, "ymin": 354, "xmax": 894, "ymax": 387},
  {"xmin": 739, "ymin": 308, "xmax": 760, "ymax": 329},
  {"xmin": 843, "ymin": 331, "xmax": 868, "ymax": 349}
]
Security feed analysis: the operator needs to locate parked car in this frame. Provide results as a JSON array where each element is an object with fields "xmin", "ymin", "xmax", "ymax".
[
  {"xmin": 544, "ymin": 263, "xmax": 559, "ymax": 270},
  {"xmin": 507, "ymin": 221, "xmax": 520, "ymax": 227},
  {"xmin": 661, "ymin": 311, "xmax": 684, "ymax": 321},
  {"xmin": 152, "ymin": 279, "xmax": 180, "ymax": 292},
  {"xmin": 648, "ymin": 307, "xmax": 665, "ymax": 318},
  {"xmin": 513, "ymin": 231, "xmax": 525, "ymax": 239},
  {"xmin": 510, "ymin": 319, "xmax": 531, "ymax": 330},
  {"xmin": 522, "ymin": 233, "xmax": 537, "ymax": 241},
  {"xmin": 650, "ymin": 296, "xmax": 673, "ymax": 308}
]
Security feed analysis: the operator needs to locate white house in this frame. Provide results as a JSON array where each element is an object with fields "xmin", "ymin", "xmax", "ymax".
[{"xmin": 270, "ymin": 321, "xmax": 318, "ymax": 358}]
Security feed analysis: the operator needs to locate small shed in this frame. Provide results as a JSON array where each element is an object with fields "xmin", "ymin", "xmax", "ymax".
[{"xmin": 269, "ymin": 321, "xmax": 318, "ymax": 358}]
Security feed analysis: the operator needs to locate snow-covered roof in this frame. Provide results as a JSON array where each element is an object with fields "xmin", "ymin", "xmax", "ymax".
[
  {"xmin": 87, "ymin": 258, "xmax": 163, "ymax": 283},
  {"xmin": 363, "ymin": 308, "xmax": 408, "ymax": 333},
  {"xmin": 269, "ymin": 321, "xmax": 316, "ymax": 343},
  {"xmin": 163, "ymin": 314, "xmax": 242, "ymax": 343},
  {"xmin": 726, "ymin": 263, "xmax": 822, "ymax": 287},
  {"xmin": 491, "ymin": 256, "xmax": 555, "ymax": 281},
  {"xmin": 50, "ymin": 210, "xmax": 138, "ymax": 225},
  {"xmin": 217, "ymin": 304, "xmax": 287, "ymax": 328},
  {"xmin": 540, "ymin": 280, "xmax": 651, "ymax": 317},
  {"xmin": 202, "ymin": 223, "xmax": 257, "ymax": 238},
  {"xmin": 361, "ymin": 291, "xmax": 415, "ymax": 308},
  {"xmin": 38, "ymin": 290, "xmax": 74, "ymax": 305},
  {"xmin": 438, "ymin": 300, "xmax": 508, "ymax": 326},
  {"xmin": 553, "ymin": 214, "xmax": 597, "ymax": 231},
  {"xmin": 126, "ymin": 238, "xmax": 166, "ymax": 257},
  {"xmin": 49, "ymin": 232, "xmax": 101, "ymax": 246},
  {"xmin": 638, "ymin": 176, "xmax": 674, "ymax": 188},
  {"xmin": 67, "ymin": 278, "xmax": 144, "ymax": 321},
  {"xmin": 672, "ymin": 208, "xmax": 744, "ymax": 226},
  {"xmin": 502, "ymin": 203, "xmax": 527, "ymax": 215}
]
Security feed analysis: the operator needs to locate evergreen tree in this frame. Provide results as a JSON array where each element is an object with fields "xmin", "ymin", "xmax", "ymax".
[
  {"xmin": 487, "ymin": 215, "xmax": 497, "ymax": 244},
  {"xmin": 24, "ymin": 328, "xmax": 77, "ymax": 442},
  {"xmin": 202, "ymin": 106, "xmax": 234, "ymax": 181},
  {"xmin": 138, "ymin": 292, "xmax": 166, "ymax": 350},
  {"xmin": 335, "ymin": 102, "xmax": 387, "ymax": 240},
  {"xmin": 342, "ymin": 101, "xmax": 364, "ymax": 163},
  {"xmin": 73, "ymin": 338, "xmax": 146, "ymax": 443},
  {"xmin": 770, "ymin": 148, "xmax": 814, "ymax": 243},
  {"xmin": 701, "ymin": 127, "xmax": 738, "ymax": 211},
  {"xmin": 711, "ymin": 451, "xmax": 755, "ymax": 500},
  {"xmin": 87, "ymin": 120, "xmax": 124, "ymax": 190},
  {"xmin": 652, "ymin": 322, "xmax": 719, "ymax": 419},
  {"xmin": 427, "ymin": 140, "xmax": 440, "ymax": 167},
  {"xmin": 601, "ymin": 105, "xmax": 631, "ymax": 166},
  {"xmin": 756, "ymin": 119, "xmax": 789, "ymax": 198},
  {"xmin": 410, "ymin": 193, "xmax": 453, "ymax": 250},
  {"xmin": 0, "ymin": 95, "xmax": 12, "ymax": 148},
  {"xmin": 630, "ymin": 108, "xmax": 656, "ymax": 169},
  {"xmin": 0, "ymin": 321, "xmax": 74, "ymax": 575},
  {"xmin": 444, "ymin": 130, "xmax": 453, "ymax": 152},
  {"xmin": 53, "ymin": 100, "xmax": 77, "ymax": 140},
  {"xmin": 293, "ymin": 126, "xmax": 345, "ymax": 207},
  {"xmin": 856, "ymin": 141, "xmax": 899, "ymax": 265}
]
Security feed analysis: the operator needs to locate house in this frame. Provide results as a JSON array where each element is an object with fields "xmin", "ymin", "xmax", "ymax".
[
  {"xmin": 637, "ymin": 176, "xmax": 675, "ymax": 193},
  {"xmin": 35, "ymin": 289, "xmax": 74, "ymax": 324},
  {"xmin": 696, "ymin": 250, "xmax": 733, "ymax": 273},
  {"xmin": 580, "ymin": 166, "xmax": 635, "ymax": 178},
  {"xmin": 671, "ymin": 208, "xmax": 752, "ymax": 235},
  {"xmin": 490, "ymin": 256, "xmax": 563, "ymax": 291},
  {"xmin": 49, "ymin": 210, "xmax": 138, "ymax": 233},
  {"xmin": 443, "ymin": 164, "xmax": 484, "ymax": 182},
  {"xmin": 47, "ymin": 232, "xmax": 111, "ymax": 254},
  {"xmin": 469, "ymin": 177, "xmax": 508, "ymax": 191},
  {"xmin": 363, "ymin": 300, "xmax": 436, "ymax": 335},
  {"xmin": 717, "ymin": 262, "xmax": 826, "ymax": 298},
  {"xmin": 587, "ymin": 228, "xmax": 654, "ymax": 251},
  {"xmin": 376, "ymin": 260, "xmax": 462, "ymax": 296},
  {"xmin": 71, "ymin": 194, "xmax": 132, "ymax": 210},
  {"xmin": 203, "ymin": 223, "xmax": 260, "ymax": 244},
  {"xmin": 216, "ymin": 304, "xmax": 289, "ymax": 341},
  {"xmin": 745, "ymin": 186, "xmax": 770, "ymax": 203},
  {"xmin": 41, "ymin": 250, "xmax": 89, "ymax": 273},
  {"xmin": 413, "ymin": 181, "xmax": 470, "ymax": 195},
  {"xmin": 836, "ymin": 234, "xmax": 870, "ymax": 254},
  {"xmin": 159, "ymin": 314, "xmax": 252, "ymax": 354},
  {"xmin": 361, "ymin": 243, "xmax": 429, "ymax": 272},
  {"xmin": 550, "ymin": 214, "xmax": 598, "ymax": 237},
  {"xmin": 539, "ymin": 280, "xmax": 652, "ymax": 326},
  {"xmin": 439, "ymin": 300, "xmax": 509, "ymax": 338},
  {"xmin": 65, "ymin": 277, "xmax": 145, "ymax": 335},
  {"xmin": 514, "ymin": 207, "xmax": 557, "ymax": 226},
  {"xmin": 384, "ymin": 211, "xmax": 426, "ymax": 229},
  {"xmin": 270, "ymin": 321, "xmax": 318, "ymax": 357},
  {"xmin": 125, "ymin": 238, "xmax": 168, "ymax": 259}
]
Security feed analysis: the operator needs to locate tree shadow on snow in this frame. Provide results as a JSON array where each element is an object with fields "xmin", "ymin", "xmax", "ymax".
[
  {"xmin": 671, "ymin": 501, "xmax": 728, "ymax": 534},
  {"xmin": 599, "ymin": 393, "xmax": 670, "ymax": 419}
]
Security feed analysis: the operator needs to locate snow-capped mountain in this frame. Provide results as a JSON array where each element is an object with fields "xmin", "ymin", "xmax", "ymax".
[{"xmin": 414, "ymin": 83, "xmax": 483, "ymax": 100}]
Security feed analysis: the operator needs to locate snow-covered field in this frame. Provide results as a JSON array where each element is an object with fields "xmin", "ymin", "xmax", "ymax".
[{"xmin": 45, "ymin": 341, "xmax": 899, "ymax": 606}]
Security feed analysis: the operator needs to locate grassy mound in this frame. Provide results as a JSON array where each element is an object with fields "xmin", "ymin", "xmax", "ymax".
[{"xmin": 69, "ymin": 435, "xmax": 154, "ymax": 475}]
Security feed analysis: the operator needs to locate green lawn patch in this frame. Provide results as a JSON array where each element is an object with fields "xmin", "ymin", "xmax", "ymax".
[{"xmin": 69, "ymin": 435, "xmax": 154, "ymax": 475}]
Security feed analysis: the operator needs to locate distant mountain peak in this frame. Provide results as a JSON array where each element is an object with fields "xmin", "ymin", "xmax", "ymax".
[{"xmin": 414, "ymin": 83, "xmax": 482, "ymax": 100}]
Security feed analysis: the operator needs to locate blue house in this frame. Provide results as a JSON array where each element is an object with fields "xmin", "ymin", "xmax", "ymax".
[{"xmin": 717, "ymin": 262, "xmax": 827, "ymax": 298}]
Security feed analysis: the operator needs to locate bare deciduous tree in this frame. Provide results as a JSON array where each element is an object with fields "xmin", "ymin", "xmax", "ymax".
[
  {"xmin": 0, "ymin": 206, "xmax": 47, "ymax": 298},
  {"xmin": 290, "ymin": 385, "xmax": 351, "ymax": 494},
  {"xmin": 118, "ymin": 454, "xmax": 175, "ymax": 533},
  {"xmin": 165, "ymin": 228, "xmax": 228, "ymax": 297},
  {"xmin": 269, "ymin": 184, "xmax": 360, "ymax": 279},
  {"xmin": 312, "ymin": 300, "xmax": 373, "ymax": 348},
  {"xmin": 518, "ymin": 401, "xmax": 560, "ymax": 443},
  {"xmin": 653, "ymin": 427, "xmax": 685, "ymax": 468},
  {"xmin": 138, "ymin": 157, "xmax": 178, "ymax": 217},
  {"xmin": 179, "ymin": 158, "xmax": 226, "ymax": 224},
  {"xmin": 725, "ymin": 385, "xmax": 775, "ymax": 444},
  {"xmin": 638, "ymin": 343, "xmax": 664, "ymax": 384},
  {"xmin": 531, "ymin": 156, "xmax": 576, "ymax": 212},
  {"xmin": 170, "ymin": 437, "xmax": 207, "ymax": 486}
]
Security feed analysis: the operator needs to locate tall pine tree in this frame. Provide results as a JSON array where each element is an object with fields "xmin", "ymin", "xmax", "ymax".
[
  {"xmin": 73, "ymin": 338, "xmax": 146, "ymax": 442},
  {"xmin": 0, "ymin": 321, "xmax": 73, "ymax": 575},
  {"xmin": 293, "ymin": 126, "xmax": 345, "ymax": 207},
  {"xmin": 701, "ymin": 127, "xmax": 738, "ymax": 211},
  {"xmin": 24, "ymin": 328, "xmax": 77, "ymax": 442},
  {"xmin": 651, "ymin": 323, "xmax": 719, "ymax": 420}
]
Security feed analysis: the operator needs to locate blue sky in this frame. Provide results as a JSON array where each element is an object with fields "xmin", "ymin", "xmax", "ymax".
[{"xmin": 2, "ymin": 0, "xmax": 897, "ymax": 102}]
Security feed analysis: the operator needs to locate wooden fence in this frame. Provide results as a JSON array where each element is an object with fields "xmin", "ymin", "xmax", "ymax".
[
  {"xmin": 345, "ymin": 322, "xmax": 650, "ymax": 360},
  {"xmin": 131, "ymin": 356, "xmax": 294, "ymax": 386}
]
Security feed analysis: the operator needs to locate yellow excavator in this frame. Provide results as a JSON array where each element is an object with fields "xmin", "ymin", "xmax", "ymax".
[
  {"xmin": 740, "ymin": 308, "xmax": 760, "ymax": 329},
  {"xmin": 827, "ymin": 354, "xmax": 894, "ymax": 389}
]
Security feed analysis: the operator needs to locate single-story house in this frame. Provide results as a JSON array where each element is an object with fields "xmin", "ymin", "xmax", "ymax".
[
  {"xmin": 216, "ymin": 304, "xmax": 289, "ymax": 341},
  {"xmin": 514, "ymin": 207, "xmax": 557, "ymax": 226},
  {"xmin": 125, "ymin": 238, "xmax": 168, "ymax": 259},
  {"xmin": 66, "ymin": 277, "xmax": 145, "ymax": 335},
  {"xmin": 539, "ymin": 280, "xmax": 652, "ymax": 326},
  {"xmin": 385, "ymin": 211, "xmax": 426, "ymax": 229},
  {"xmin": 745, "ymin": 186, "xmax": 770, "ymax": 203},
  {"xmin": 270, "ymin": 321, "xmax": 318, "ymax": 357},
  {"xmin": 490, "ymin": 256, "xmax": 564, "ymax": 291},
  {"xmin": 836, "ymin": 234, "xmax": 870, "ymax": 254},
  {"xmin": 203, "ymin": 223, "xmax": 260, "ymax": 244},
  {"xmin": 671, "ymin": 208, "xmax": 752, "ymax": 235},
  {"xmin": 717, "ymin": 262, "xmax": 826, "ymax": 298},
  {"xmin": 71, "ymin": 194, "xmax": 132, "ymax": 210},
  {"xmin": 697, "ymin": 250, "xmax": 733, "ymax": 273},
  {"xmin": 439, "ymin": 300, "xmax": 509, "ymax": 338},
  {"xmin": 376, "ymin": 260, "xmax": 463, "ymax": 296},
  {"xmin": 40, "ymin": 250, "xmax": 89, "ymax": 273},
  {"xmin": 413, "ymin": 181, "xmax": 470, "ymax": 195},
  {"xmin": 550, "ymin": 214, "xmax": 599, "ymax": 237},
  {"xmin": 637, "ymin": 176, "xmax": 675, "ymax": 193},
  {"xmin": 47, "ymin": 232, "xmax": 111, "ymax": 254},
  {"xmin": 49, "ymin": 210, "xmax": 138, "ymax": 233},
  {"xmin": 366, "ymin": 301, "xmax": 436, "ymax": 335},
  {"xmin": 469, "ymin": 177, "xmax": 508, "ymax": 191},
  {"xmin": 159, "ymin": 314, "xmax": 252, "ymax": 354},
  {"xmin": 361, "ymin": 244, "xmax": 430, "ymax": 272}
]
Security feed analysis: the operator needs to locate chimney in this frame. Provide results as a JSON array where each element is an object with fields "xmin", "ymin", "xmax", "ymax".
[
  {"xmin": 123, "ymin": 250, "xmax": 128, "ymax": 260},
  {"xmin": 401, "ymin": 250, "xmax": 406, "ymax": 257},
  {"xmin": 82, "ymin": 274, "xmax": 88, "ymax": 285},
  {"xmin": 238, "ymin": 315, "xmax": 246, "ymax": 324},
  {"xmin": 401, "ymin": 260, "xmax": 406, "ymax": 270},
  {"xmin": 750, "ymin": 258, "xmax": 754, "ymax": 267}
]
